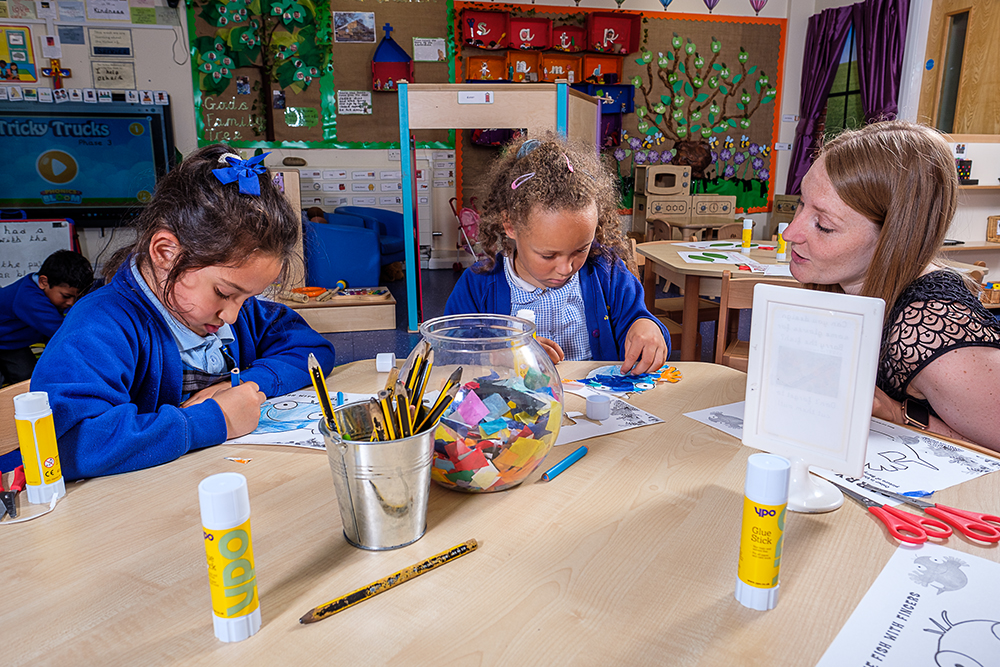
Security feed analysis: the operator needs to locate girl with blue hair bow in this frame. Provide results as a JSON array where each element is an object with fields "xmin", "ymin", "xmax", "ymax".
[{"xmin": 30, "ymin": 145, "xmax": 336, "ymax": 480}]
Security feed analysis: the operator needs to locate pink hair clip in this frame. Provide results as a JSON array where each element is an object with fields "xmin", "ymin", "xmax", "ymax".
[
  {"xmin": 511, "ymin": 172, "xmax": 535, "ymax": 189},
  {"xmin": 564, "ymin": 154, "xmax": 574, "ymax": 172}
]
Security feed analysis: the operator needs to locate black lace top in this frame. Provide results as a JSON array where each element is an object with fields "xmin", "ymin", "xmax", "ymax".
[{"xmin": 879, "ymin": 270, "xmax": 1000, "ymax": 405}]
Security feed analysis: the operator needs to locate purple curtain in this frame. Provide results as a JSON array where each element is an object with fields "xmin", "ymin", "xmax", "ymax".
[
  {"xmin": 853, "ymin": 0, "xmax": 909, "ymax": 123},
  {"xmin": 785, "ymin": 6, "xmax": 853, "ymax": 195}
]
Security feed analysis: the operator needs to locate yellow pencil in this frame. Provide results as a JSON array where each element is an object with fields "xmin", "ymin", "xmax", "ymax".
[
  {"xmin": 308, "ymin": 353, "xmax": 341, "ymax": 435},
  {"xmin": 298, "ymin": 539, "xmax": 479, "ymax": 624}
]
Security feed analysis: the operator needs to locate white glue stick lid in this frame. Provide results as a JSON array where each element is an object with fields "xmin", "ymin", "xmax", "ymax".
[
  {"xmin": 777, "ymin": 222, "xmax": 788, "ymax": 236},
  {"xmin": 744, "ymin": 453, "xmax": 790, "ymax": 505},
  {"xmin": 516, "ymin": 309, "xmax": 536, "ymax": 324},
  {"xmin": 375, "ymin": 352, "xmax": 396, "ymax": 373},
  {"xmin": 14, "ymin": 391, "xmax": 50, "ymax": 419},
  {"xmin": 199, "ymin": 472, "xmax": 251, "ymax": 530},
  {"xmin": 742, "ymin": 218, "xmax": 753, "ymax": 229},
  {"xmin": 586, "ymin": 394, "xmax": 611, "ymax": 421}
]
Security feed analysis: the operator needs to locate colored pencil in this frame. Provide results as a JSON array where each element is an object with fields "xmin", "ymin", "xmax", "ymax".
[
  {"xmin": 298, "ymin": 539, "xmax": 479, "ymax": 624},
  {"xmin": 540, "ymin": 446, "xmax": 588, "ymax": 482}
]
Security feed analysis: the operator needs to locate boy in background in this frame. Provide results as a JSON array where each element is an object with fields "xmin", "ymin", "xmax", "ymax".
[{"xmin": 0, "ymin": 249, "xmax": 93, "ymax": 385}]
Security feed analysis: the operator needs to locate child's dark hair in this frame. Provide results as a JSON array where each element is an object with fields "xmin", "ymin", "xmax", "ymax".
[
  {"xmin": 39, "ymin": 249, "xmax": 94, "ymax": 291},
  {"xmin": 474, "ymin": 134, "xmax": 629, "ymax": 273},
  {"xmin": 104, "ymin": 144, "xmax": 300, "ymax": 303}
]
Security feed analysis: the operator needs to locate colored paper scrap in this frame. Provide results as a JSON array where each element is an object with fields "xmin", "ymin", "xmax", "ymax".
[
  {"xmin": 454, "ymin": 389, "xmax": 490, "ymax": 426},
  {"xmin": 480, "ymin": 418, "xmax": 508, "ymax": 436},
  {"xmin": 481, "ymin": 393, "xmax": 511, "ymax": 420},
  {"xmin": 470, "ymin": 462, "xmax": 500, "ymax": 490}
]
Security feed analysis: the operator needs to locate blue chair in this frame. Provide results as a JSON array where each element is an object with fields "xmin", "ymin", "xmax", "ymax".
[
  {"xmin": 302, "ymin": 220, "xmax": 380, "ymax": 288},
  {"xmin": 334, "ymin": 206, "xmax": 406, "ymax": 265}
]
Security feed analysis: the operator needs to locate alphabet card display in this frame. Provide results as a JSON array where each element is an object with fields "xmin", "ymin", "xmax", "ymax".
[{"xmin": 816, "ymin": 542, "xmax": 1000, "ymax": 666}]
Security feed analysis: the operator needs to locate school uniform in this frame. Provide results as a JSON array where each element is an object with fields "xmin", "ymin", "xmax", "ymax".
[
  {"xmin": 30, "ymin": 260, "xmax": 336, "ymax": 480},
  {"xmin": 0, "ymin": 273, "xmax": 66, "ymax": 384},
  {"xmin": 445, "ymin": 251, "xmax": 670, "ymax": 362}
]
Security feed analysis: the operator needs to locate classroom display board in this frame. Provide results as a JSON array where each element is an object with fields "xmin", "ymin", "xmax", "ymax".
[
  {"xmin": 188, "ymin": 0, "xmax": 451, "ymax": 148},
  {"xmin": 453, "ymin": 3, "xmax": 785, "ymax": 213},
  {"xmin": 0, "ymin": 220, "xmax": 74, "ymax": 287}
]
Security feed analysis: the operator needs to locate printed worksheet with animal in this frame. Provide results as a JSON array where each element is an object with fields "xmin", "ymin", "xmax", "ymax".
[{"xmin": 816, "ymin": 542, "xmax": 1000, "ymax": 666}]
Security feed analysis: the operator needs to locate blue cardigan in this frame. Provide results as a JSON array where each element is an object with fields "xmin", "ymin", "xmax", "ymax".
[
  {"xmin": 0, "ymin": 274, "xmax": 66, "ymax": 351},
  {"xmin": 30, "ymin": 261, "xmax": 336, "ymax": 480},
  {"xmin": 444, "ymin": 253, "xmax": 669, "ymax": 361}
]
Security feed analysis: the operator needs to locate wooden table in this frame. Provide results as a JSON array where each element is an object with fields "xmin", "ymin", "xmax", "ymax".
[
  {"xmin": 637, "ymin": 240, "xmax": 787, "ymax": 361},
  {"xmin": 636, "ymin": 241, "xmax": 990, "ymax": 362},
  {"xmin": 4, "ymin": 360, "xmax": 1000, "ymax": 666}
]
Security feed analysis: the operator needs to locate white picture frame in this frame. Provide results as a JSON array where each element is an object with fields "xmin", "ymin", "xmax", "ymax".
[{"xmin": 743, "ymin": 285, "xmax": 885, "ymax": 508}]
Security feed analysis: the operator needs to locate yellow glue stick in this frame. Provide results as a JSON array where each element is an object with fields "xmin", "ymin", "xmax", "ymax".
[
  {"xmin": 741, "ymin": 218, "xmax": 753, "ymax": 255},
  {"xmin": 15, "ymin": 391, "xmax": 65, "ymax": 504},
  {"xmin": 735, "ymin": 453, "xmax": 790, "ymax": 611},
  {"xmin": 776, "ymin": 222, "xmax": 789, "ymax": 263},
  {"xmin": 199, "ymin": 473, "xmax": 261, "ymax": 642}
]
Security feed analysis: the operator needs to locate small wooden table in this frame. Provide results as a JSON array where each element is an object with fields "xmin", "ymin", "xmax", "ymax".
[
  {"xmin": 637, "ymin": 240, "xmax": 787, "ymax": 361},
  {"xmin": 4, "ymin": 360, "xmax": 999, "ymax": 665}
]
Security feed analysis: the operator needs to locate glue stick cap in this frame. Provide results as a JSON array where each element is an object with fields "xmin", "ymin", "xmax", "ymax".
[
  {"xmin": 744, "ymin": 453, "xmax": 790, "ymax": 505},
  {"xmin": 13, "ymin": 391, "xmax": 50, "ymax": 419},
  {"xmin": 199, "ymin": 472, "xmax": 250, "ymax": 529},
  {"xmin": 516, "ymin": 309, "xmax": 536, "ymax": 324},
  {"xmin": 742, "ymin": 218, "xmax": 753, "ymax": 229}
]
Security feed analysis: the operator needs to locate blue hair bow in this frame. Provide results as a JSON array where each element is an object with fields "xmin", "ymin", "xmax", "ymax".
[{"xmin": 213, "ymin": 152, "xmax": 271, "ymax": 196}]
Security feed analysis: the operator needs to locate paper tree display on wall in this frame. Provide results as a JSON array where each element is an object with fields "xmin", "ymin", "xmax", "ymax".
[
  {"xmin": 192, "ymin": 0, "xmax": 332, "ymax": 142},
  {"xmin": 372, "ymin": 23, "xmax": 414, "ymax": 92},
  {"xmin": 628, "ymin": 34, "xmax": 776, "ymax": 180}
]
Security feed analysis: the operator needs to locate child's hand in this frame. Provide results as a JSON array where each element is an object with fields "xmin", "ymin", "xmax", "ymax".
[
  {"xmin": 621, "ymin": 319, "xmax": 669, "ymax": 375},
  {"xmin": 537, "ymin": 336, "xmax": 565, "ymax": 365},
  {"xmin": 210, "ymin": 382, "xmax": 266, "ymax": 439},
  {"xmin": 181, "ymin": 379, "xmax": 230, "ymax": 408}
]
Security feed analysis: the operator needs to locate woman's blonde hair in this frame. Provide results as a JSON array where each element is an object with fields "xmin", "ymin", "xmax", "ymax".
[{"xmin": 819, "ymin": 120, "xmax": 958, "ymax": 313}]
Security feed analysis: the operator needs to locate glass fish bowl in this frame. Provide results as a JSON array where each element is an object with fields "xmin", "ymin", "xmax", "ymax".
[{"xmin": 418, "ymin": 314, "xmax": 563, "ymax": 492}]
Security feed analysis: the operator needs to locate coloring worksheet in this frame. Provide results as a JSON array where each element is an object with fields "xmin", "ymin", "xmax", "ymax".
[
  {"xmin": 816, "ymin": 542, "xmax": 1000, "ymax": 667},
  {"xmin": 226, "ymin": 389, "xmax": 373, "ymax": 450},
  {"xmin": 554, "ymin": 398, "xmax": 662, "ymax": 447},
  {"xmin": 685, "ymin": 402, "xmax": 1000, "ymax": 498}
]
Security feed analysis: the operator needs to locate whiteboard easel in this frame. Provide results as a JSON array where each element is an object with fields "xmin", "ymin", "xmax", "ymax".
[{"xmin": 0, "ymin": 219, "xmax": 75, "ymax": 287}]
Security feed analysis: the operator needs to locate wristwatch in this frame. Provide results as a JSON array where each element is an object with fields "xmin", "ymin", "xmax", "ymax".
[{"xmin": 902, "ymin": 398, "xmax": 930, "ymax": 431}]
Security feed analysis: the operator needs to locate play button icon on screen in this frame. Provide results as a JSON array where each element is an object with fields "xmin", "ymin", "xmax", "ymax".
[{"xmin": 37, "ymin": 150, "xmax": 78, "ymax": 184}]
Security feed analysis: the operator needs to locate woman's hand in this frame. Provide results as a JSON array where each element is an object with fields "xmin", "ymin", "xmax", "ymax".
[
  {"xmin": 621, "ymin": 318, "xmax": 669, "ymax": 375},
  {"xmin": 208, "ymin": 381, "xmax": 266, "ymax": 439},
  {"xmin": 537, "ymin": 336, "xmax": 565, "ymax": 365},
  {"xmin": 871, "ymin": 386, "xmax": 904, "ymax": 424}
]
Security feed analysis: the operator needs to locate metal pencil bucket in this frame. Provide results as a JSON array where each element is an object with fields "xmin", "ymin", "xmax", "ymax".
[{"xmin": 320, "ymin": 401, "xmax": 434, "ymax": 551}]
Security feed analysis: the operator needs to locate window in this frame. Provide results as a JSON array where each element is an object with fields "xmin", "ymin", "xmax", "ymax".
[
  {"xmin": 824, "ymin": 27, "xmax": 864, "ymax": 139},
  {"xmin": 935, "ymin": 11, "xmax": 969, "ymax": 134}
]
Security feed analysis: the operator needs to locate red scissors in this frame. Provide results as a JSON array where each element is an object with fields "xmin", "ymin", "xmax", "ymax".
[
  {"xmin": 834, "ymin": 482, "xmax": 952, "ymax": 544},
  {"xmin": 858, "ymin": 482, "xmax": 1000, "ymax": 544}
]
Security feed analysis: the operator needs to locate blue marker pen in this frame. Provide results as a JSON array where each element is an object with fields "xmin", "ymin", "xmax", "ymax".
[
  {"xmin": 541, "ymin": 446, "xmax": 588, "ymax": 482},
  {"xmin": 336, "ymin": 391, "xmax": 344, "ymax": 406},
  {"xmin": 231, "ymin": 368, "xmax": 241, "ymax": 388}
]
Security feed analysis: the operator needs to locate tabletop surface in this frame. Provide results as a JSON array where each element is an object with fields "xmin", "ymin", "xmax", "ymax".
[
  {"xmin": 4, "ymin": 360, "xmax": 1000, "ymax": 666},
  {"xmin": 636, "ymin": 240, "xmax": 783, "ymax": 278}
]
